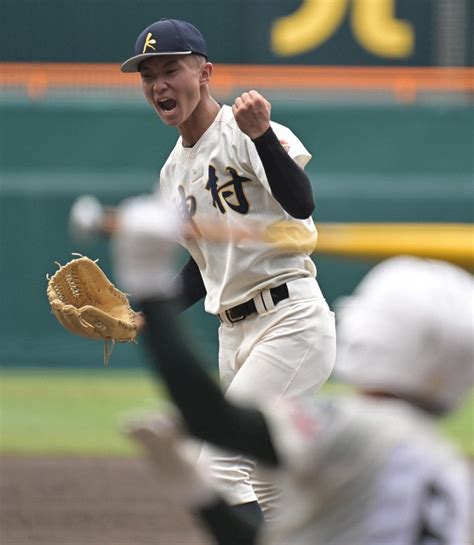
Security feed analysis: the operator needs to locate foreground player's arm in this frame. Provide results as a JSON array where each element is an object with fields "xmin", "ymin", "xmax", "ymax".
[
  {"xmin": 140, "ymin": 296, "xmax": 279, "ymax": 467},
  {"xmin": 124, "ymin": 412, "xmax": 260, "ymax": 545},
  {"xmin": 113, "ymin": 201, "xmax": 277, "ymax": 462},
  {"xmin": 233, "ymin": 90, "xmax": 314, "ymax": 219},
  {"xmin": 129, "ymin": 257, "xmax": 205, "ymax": 334}
]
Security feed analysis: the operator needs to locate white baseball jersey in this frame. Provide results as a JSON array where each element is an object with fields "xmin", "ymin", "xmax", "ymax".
[
  {"xmin": 159, "ymin": 105, "xmax": 317, "ymax": 315},
  {"xmin": 260, "ymin": 396, "xmax": 470, "ymax": 545}
]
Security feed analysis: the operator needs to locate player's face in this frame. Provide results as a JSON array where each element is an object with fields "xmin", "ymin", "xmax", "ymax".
[{"xmin": 139, "ymin": 55, "xmax": 205, "ymax": 127}]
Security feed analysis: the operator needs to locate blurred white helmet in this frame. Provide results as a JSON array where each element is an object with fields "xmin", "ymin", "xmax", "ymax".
[{"xmin": 335, "ymin": 257, "xmax": 474, "ymax": 412}]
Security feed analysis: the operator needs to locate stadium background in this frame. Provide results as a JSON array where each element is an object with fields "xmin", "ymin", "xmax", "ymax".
[
  {"xmin": 0, "ymin": 2, "xmax": 472, "ymax": 542},
  {"xmin": 1, "ymin": 0, "xmax": 472, "ymax": 368}
]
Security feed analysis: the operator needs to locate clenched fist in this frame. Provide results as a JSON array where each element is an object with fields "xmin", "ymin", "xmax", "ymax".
[{"xmin": 232, "ymin": 90, "xmax": 271, "ymax": 140}]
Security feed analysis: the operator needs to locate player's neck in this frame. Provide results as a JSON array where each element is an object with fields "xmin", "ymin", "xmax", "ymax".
[{"xmin": 179, "ymin": 95, "xmax": 221, "ymax": 147}]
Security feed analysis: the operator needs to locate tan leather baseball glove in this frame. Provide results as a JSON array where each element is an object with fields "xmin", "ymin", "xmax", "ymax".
[{"xmin": 46, "ymin": 255, "xmax": 137, "ymax": 364}]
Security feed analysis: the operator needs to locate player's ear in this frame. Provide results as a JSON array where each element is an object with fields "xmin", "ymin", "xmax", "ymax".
[{"xmin": 200, "ymin": 62, "xmax": 213, "ymax": 85}]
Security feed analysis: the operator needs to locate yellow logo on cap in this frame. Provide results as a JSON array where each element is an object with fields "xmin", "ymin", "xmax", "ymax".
[{"xmin": 142, "ymin": 32, "xmax": 157, "ymax": 53}]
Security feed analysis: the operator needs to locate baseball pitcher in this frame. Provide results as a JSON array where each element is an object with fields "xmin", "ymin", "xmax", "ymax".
[
  {"xmin": 110, "ymin": 17, "xmax": 335, "ymax": 519},
  {"xmin": 70, "ymin": 17, "xmax": 336, "ymax": 518}
]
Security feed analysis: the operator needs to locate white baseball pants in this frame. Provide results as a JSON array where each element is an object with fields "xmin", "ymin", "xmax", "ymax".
[{"xmin": 199, "ymin": 277, "xmax": 336, "ymax": 515}]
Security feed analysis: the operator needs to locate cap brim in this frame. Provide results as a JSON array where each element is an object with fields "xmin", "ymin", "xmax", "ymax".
[{"xmin": 120, "ymin": 51, "xmax": 192, "ymax": 73}]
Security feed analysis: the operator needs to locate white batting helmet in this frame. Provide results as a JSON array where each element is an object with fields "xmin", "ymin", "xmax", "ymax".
[{"xmin": 335, "ymin": 257, "xmax": 474, "ymax": 412}]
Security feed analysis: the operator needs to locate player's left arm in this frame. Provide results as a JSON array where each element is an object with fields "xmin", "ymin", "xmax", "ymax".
[
  {"xmin": 171, "ymin": 255, "xmax": 207, "ymax": 312},
  {"xmin": 232, "ymin": 90, "xmax": 315, "ymax": 219}
]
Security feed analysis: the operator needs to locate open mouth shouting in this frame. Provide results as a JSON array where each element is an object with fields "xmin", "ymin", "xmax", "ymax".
[{"xmin": 157, "ymin": 98, "xmax": 177, "ymax": 115}]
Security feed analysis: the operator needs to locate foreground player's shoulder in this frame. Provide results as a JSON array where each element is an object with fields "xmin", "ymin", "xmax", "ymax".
[
  {"xmin": 264, "ymin": 396, "xmax": 394, "ymax": 473},
  {"xmin": 261, "ymin": 396, "xmax": 335, "ymax": 472}
]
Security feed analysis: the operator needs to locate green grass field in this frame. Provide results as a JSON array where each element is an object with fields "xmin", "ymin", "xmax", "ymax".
[{"xmin": 1, "ymin": 370, "xmax": 472, "ymax": 457}]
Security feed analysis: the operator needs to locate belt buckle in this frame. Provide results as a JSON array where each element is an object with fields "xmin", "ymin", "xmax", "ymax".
[{"xmin": 225, "ymin": 309, "xmax": 246, "ymax": 323}]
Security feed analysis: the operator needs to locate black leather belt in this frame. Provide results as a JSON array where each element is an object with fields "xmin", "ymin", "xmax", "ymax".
[{"xmin": 220, "ymin": 283, "xmax": 289, "ymax": 323}]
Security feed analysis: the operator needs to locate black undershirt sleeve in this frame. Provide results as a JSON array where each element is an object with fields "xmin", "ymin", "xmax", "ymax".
[
  {"xmin": 252, "ymin": 127, "xmax": 315, "ymax": 219},
  {"xmin": 140, "ymin": 297, "xmax": 279, "ymax": 467},
  {"xmin": 171, "ymin": 255, "xmax": 206, "ymax": 312}
]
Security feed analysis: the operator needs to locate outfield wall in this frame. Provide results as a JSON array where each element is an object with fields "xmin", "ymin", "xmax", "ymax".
[
  {"xmin": 0, "ymin": 100, "xmax": 472, "ymax": 367},
  {"xmin": 4, "ymin": 0, "xmax": 471, "ymax": 66}
]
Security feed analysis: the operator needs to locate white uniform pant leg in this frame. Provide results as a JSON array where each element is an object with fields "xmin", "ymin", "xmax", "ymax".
[{"xmin": 199, "ymin": 280, "xmax": 336, "ymax": 515}]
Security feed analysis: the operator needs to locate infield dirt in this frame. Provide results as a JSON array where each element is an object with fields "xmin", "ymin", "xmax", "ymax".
[
  {"xmin": 0, "ymin": 456, "xmax": 209, "ymax": 545},
  {"xmin": 3, "ymin": 455, "xmax": 473, "ymax": 544}
]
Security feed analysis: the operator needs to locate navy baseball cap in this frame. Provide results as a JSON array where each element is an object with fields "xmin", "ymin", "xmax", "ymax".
[{"xmin": 121, "ymin": 19, "xmax": 208, "ymax": 73}]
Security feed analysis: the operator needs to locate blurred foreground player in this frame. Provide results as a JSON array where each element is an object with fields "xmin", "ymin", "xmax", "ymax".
[{"xmin": 114, "ymin": 206, "xmax": 473, "ymax": 545}]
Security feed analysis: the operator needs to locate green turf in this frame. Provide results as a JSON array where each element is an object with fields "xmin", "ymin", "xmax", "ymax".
[
  {"xmin": 0, "ymin": 370, "xmax": 164, "ymax": 456},
  {"xmin": 0, "ymin": 370, "xmax": 472, "ymax": 456}
]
